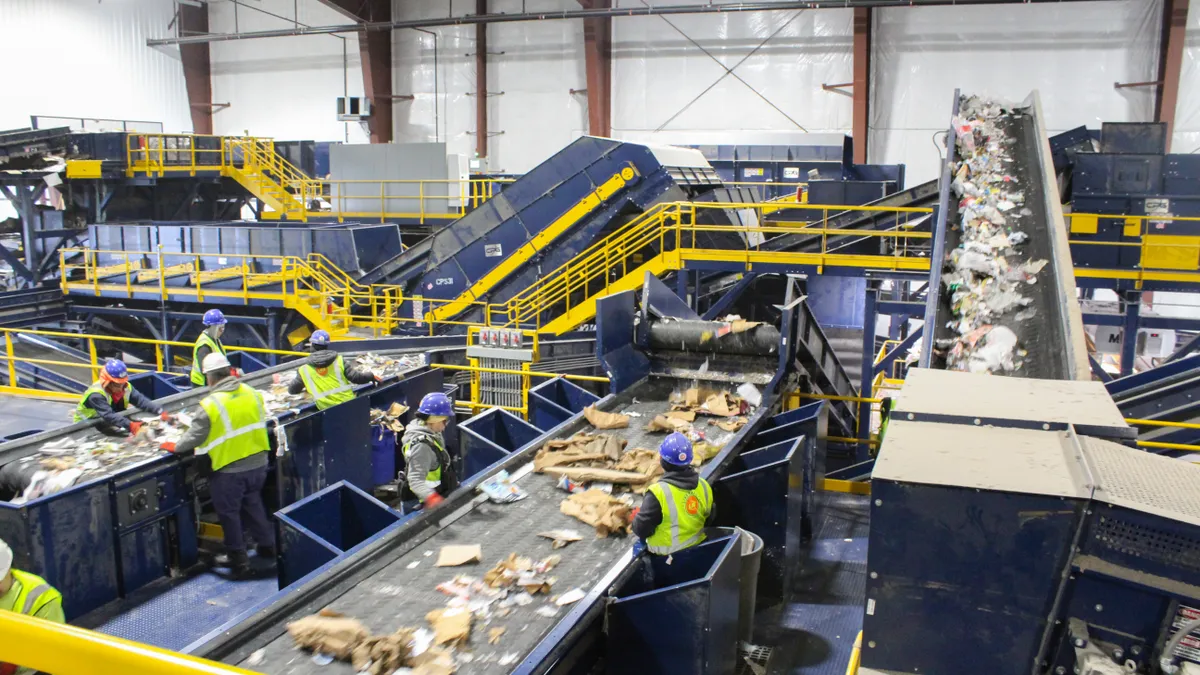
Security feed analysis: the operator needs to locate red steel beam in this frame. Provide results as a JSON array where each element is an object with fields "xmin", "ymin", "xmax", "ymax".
[
  {"xmin": 1155, "ymin": 0, "xmax": 1188, "ymax": 148},
  {"xmin": 319, "ymin": 0, "xmax": 393, "ymax": 143},
  {"xmin": 579, "ymin": 0, "xmax": 612, "ymax": 137},
  {"xmin": 852, "ymin": 7, "xmax": 871, "ymax": 165},
  {"xmin": 179, "ymin": 3, "xmax": 214, "ymax": 135},
  {"xmin": 477, "ymin": 0, "xmax": 489, "ymax": 158}
]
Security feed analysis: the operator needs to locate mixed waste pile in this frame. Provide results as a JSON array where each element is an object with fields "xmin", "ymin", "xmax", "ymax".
[
  {"xmin": 3, "ymin": 352, "xmax": 426, "ymax": 503},
  {"xmin": 937, "ymin": 95, "xmax": 1048, "ymax": 374}
]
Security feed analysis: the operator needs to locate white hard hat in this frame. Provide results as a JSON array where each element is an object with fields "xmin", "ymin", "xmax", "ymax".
[
  {"xmin": 202, "ymin": 352, "xmax": 232, "ymax": 374},
  {"xmin": 0, "ymin": 538, "xmax": 12, "ymax": 578}
]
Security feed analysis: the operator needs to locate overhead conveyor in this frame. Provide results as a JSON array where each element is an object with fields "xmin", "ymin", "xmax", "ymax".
[{"xmin": 186, "ymin": 279, "xmax": 826, "ymax": 675}]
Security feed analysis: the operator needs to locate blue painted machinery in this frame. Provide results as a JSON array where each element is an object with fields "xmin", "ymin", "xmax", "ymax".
[
  {"xmin": 860, "ymin": 369, "xmax": 1200, "ymax": 675},
  {"xmin": 0, "ymin": 345, "xmax": 442, "ymax": 620},
  {"xmin": 185, "ymin": 278, "xmax": 829, "ymax": 675},
  {"xmin": 1106, "ymin": 353, "xmax": 1200, "ymax": 451}
]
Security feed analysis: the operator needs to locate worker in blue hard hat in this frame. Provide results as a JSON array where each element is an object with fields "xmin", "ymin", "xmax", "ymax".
[
  {"xmin": 631, "ymin": 432, "xmax": 715, "ymax": 556},
  {"xmin": 286, "ymin": 330, "xmax": 380, "ymax": 410},
  {"xmin": 165, "ymin": 352, "xmax": 274, "ymax": 578},
  {"xmin": 0, "ymin": 537, "xmax": 64, "ymax": 675},
  {"xmin": 191, "ymin": 309, "xmax": 231, "ymax": 387},
  {"xmin": 74, "ymin": 359, "xmax": 171, "ymax": 436},
  {"xmin": 402, "ymin": 392, "xmax": 457, "ymax": 511}
]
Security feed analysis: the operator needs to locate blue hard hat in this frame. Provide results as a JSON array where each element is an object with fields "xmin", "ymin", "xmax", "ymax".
[
  {"xmin": 202, "ymin": 309, "xmax": 227, "ymax": 326},
  {"xmin": 310, "ymin": 330, "xmax": 331, "ymax": 347},
  {"xmin": 659, "ymin": 432, "xmax": 693, "ymax": 466},
  {"xmin": 103, "ymin": 359, "xmax": 129, "ymax": 382},
  {"xmin": 418, "ymin": 392, "xmax": 454, "ymax": 417}
]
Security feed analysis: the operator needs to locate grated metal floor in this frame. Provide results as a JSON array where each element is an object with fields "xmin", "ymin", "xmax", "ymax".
[
  {"xmin": 78, "ymin": 562, "xmax": 279, "ymax": 652},
  {"xmin": 761, "ymin": 493, "xmax": 870, "ymax": 675}
]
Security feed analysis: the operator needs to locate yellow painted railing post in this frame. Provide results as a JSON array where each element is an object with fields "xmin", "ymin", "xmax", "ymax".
[
  {"xmin": 157, "ymin": 246, "xmax": 167, "ymax": 302},
  {"xmin": 87, "ymin": 337, "xmax": 99, "ymax": 382},
  {"xmin": 155, "ymin": 344, "xmax": 164, "ymax": 372},
  {"xmin": 4, "ymin": 332, "xmax": 17, "ymax": 388}
]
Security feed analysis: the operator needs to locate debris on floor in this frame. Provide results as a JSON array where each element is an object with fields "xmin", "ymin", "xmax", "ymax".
[
  {"xmin": 583, "ymin": 405, "xmax": 630, "ymax": 430},
  {"xmin": 560, "ymin": 489, "xmax": 633, "ymax": 537},
  {"xmin": 436, "ymin": 545, "xmax": 482, "ymax": 567}
]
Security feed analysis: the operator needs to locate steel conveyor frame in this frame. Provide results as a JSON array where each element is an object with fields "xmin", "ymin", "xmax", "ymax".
[{"xmin": 921, "ymin": 89, "xmax": 1089, "ymax": 380}]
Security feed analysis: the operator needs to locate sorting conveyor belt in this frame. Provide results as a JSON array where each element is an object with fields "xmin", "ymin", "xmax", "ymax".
[{"xmin": 921, "ymin": 90, "xmax": 1089, "ymax": 380}]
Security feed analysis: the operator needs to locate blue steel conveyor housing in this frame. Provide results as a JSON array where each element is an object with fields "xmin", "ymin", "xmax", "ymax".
[{"xmin": 186, "ymin": 281, "xmax": 827, "ymax": 675}]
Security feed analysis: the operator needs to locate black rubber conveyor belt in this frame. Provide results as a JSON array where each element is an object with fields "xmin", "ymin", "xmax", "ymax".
[
  {"xmin": 648, "ymin": 319, "xmax": 781, "ymax": 356},
  {"xmin": 209, "ymin": 378, "xmax": 751, "ymax": 675}
]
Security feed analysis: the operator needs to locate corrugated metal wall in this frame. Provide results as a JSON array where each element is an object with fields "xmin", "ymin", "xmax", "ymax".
[{"xmin": 0, "ymin": 0, "xmax": 192, "ymax": 133}]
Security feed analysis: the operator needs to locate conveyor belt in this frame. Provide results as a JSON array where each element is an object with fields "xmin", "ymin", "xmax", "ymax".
[
  {"xmin": 193, "ymin": 376, "xmax": 761, "ymax": 673},
  {"xmin": 924, "ymin": 92, "xmax": 1088, "ymax": 380}
]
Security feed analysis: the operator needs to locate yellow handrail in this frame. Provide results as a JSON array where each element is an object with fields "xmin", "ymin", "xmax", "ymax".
[{"xmin": 0, "ymin": 611, "xmax": 259, "ymax": 675}]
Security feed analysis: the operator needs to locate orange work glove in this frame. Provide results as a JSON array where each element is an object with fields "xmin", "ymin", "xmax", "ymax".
[
  {"xmin": 374, "ymin": 375, "xmax": 383, "ymax": 383},
  {"xmin": 160, "ymin": 411, "xmax": 171, "ymax": 422},
  {"xmin": 161, "ymin": 442, "xmax": 177, "ymax": 453},
  {"xmin": 423, "ymin": 493, "xmax": 444, "ymax": 508},
  {"xmin": 129, "ymin": 421, "xmax": 144, "ymax": 435}
]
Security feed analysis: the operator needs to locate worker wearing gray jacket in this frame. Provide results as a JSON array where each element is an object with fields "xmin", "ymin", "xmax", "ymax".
[{"xmin": 402, "ymin": 392, "xmax": 457, "ymax": 510}]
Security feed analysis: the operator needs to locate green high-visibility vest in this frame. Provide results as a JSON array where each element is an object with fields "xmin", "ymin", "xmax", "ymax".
[
  {"xmin": 297, "ymin": 355, "xmax": 354, "ymax": 410},
  {"xmin": 190, "ymin": 332, "xmax": 227, "ymax": 386},
  {"xmin": 403, "ymin": 433, "xmax": 447, "ymax": 487},
  {"xmin": 1, "ymin": 569, "xmax": 62, "ymax": 618},
  {"xmin": 645, "ymin": 478, "xmax": 713, "ymax": 555},
  {"xmin": 73, "ymin": 381, "xmax": 130, "ymax": 423},
  {"xmin": 198, "ymin": 383, "xmax": 270, "ymax": 471}
]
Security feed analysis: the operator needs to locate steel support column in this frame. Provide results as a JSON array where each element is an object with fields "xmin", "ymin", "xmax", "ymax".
[
  {"xmin": 1120, "ymin": 291, "xmax": 1140, "ymax": 377},
  {"xmin": 858, "ymin": 285, "xmax": 878, "ymax": 462},
  {"xmin": 319, "ymin": 0, "xmax": 394, "ymax": 143},
  {"xmin": 1156, "ymin": 0, "xmax": 1189, "ymax": 148},
  {"xmin": 579, "ymin": 0, "xmax": 612, "ymax": 137},
  {"xmin": 476, "ymin": 0, "xmax": 489, "ymax": 158},
  {"xmin": 178, "ymin": 3, "xmax": 214, "ymax": 134},
  {"xmin": 852, "ymin": 7, "xmax": 871, "ymax": 164}
]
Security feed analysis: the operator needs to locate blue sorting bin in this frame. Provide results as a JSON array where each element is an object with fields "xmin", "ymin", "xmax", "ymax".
[
  {"xmin": 371, "ymin": 426, "xmax": 398, "ymax": 486},
  {"xmin": 606, "ymin": 532, "xmax": 743, "ymax": 675},
  {"xmin": 529, "ymin": 377, "xmax": 599, "ymax": 431},
  {"xmin": 457, "ymin": 408, "xmax": 542, "ymax": 480},
  {"xmin": 275, "ymin": 481, "xmax": 405, "ymax": 588}
]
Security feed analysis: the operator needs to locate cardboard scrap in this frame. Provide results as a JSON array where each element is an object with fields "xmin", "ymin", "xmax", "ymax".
[
  {"xmin": 664, "ymin": 410, "xmax": 696, "ymax": 422},
  {"xmin": 484, "ymin": 553, "xmax": 534, "ymax": 588},
  {"xmin": 388, "ymin": 402, "xmax": 409, "ymax": 417},
  {"xmin": 489, "ymin": 627, "xmax": 506, "ymax": 645},
  {"xmin": 286, "ymin": 614, "xmax": 370, "ymax": 660},
  {"xmin": 583, "ymin": 405, "xmax": 629, "ymax": 430},
  {"xmin": 533, "ymin": 433, "xmax": 625, "ymax": 472},
  {"xmin": 518, "ymin": 574, "xmax": 554, "ymax": 595},
  {"xmin": 691, "ymin": 441, "xmax": 721, "ymax": 466},
  {"xmin": 538, "ymin": 529, "xmax": 584, "ymax": 549},
  {"xmin": 560, "ymin": 489, "xmax": 632, "ymax": 537},
  {"xmin": 426, "ymin": 607, "xmax": 472, "ymax": 646},
  {"xmin": 645, "ymin": 415, "xmax": 691, "ymax": 433},
  {"xmin": 729, "ymin": 320, "xmax": 763, "ymax": 334},
  {"xmin": 351, "ymin": 629, "xmax": 415, "ymax": 675},
  {"xmin": 436, "ymin": 545, "xmax": 482, "ymax": 567},
  {"xmin": 701, "ymin": 393, "xmax": 740, "ymax": 417},
  {"xmin": 543, "ymin": 466, "xmax": 651, "ymax": 485},
  {"xmin": 711, "ymin": 416, "xmax": 747, "ymax": 432},
  {"xmin": 534, "ymin": 452, "xmax": 607, "ymax": 472},
  {"xmin": 411, "ymin": 647, "xmax": 457, "ymax": 674}
]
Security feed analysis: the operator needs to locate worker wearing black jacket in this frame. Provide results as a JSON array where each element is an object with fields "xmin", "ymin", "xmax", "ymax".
[{"xmin": 631, "ymin": 432, "xmax": 716, "ymax": 555}]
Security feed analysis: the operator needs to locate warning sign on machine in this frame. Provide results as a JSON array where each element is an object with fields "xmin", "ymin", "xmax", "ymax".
[{"xmin": 1171, "ymin": 605, "xmax": 1200, "ymax": 664}]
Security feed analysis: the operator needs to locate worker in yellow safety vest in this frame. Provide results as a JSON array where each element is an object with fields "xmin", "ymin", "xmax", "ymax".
[
  {"xmin": 74, "ymin": 359, "xmax": 171, "ymax": 436},
  {"xmin": 287, "ymin": 330, "xmax": 380, "ymax": 409},
  {"xmin": 631, "ymin": 432, "xmax": 715, "ymax": 556},
  {"xmin": 191, "ymin": 309, "xmax": 232, "ymax": 387},
  {"xmin": 0, "ymin": 538, "xmax": 64, "ymax": 675},
  {"xmin": 401, "ymin": 392, "xmax": 458, "ymax": 511},
  {"xmin": 165, "ymin": 353, "xmax": 274, "ymax": 578}
]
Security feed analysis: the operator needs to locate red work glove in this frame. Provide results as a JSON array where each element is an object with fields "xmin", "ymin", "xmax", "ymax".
[
  {"xmin": 161, "ymin": 442, "xmax": 177, "ymax": 453},
  {"xmin": 231, "ymin": 367, "xmax": 241, "ymax": 378},
  {"xmin": 129, "ymin": 421, "xmax": 144, "ymax": 435},
  {"xmin": 629, "ymin": 507, "xmax": 640, "ymax": 523},
  {"xmin": 423, "ymin": 493, "xmax": 444, "ymax": 508},
  {"xmin": 374, "ymin": 374, "xmax": 383, "ymax": 383},
  {"xmin": 160, "ymin": 411, "xmax": 172, "ymax": 422}
]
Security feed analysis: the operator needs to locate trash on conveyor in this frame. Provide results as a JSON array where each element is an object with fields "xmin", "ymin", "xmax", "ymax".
[
  {"xmin": 488, "ymin": 627, "xmax": 506, "ymax": 645},
  {"xmin": 559, "ymin": 489, "xmax": 633, "ymax": 537},
  {"xmin": 938, "ymin": 94, "xmax": 1048, "ymax": 375},
  {"xmin": 427, "ymin": 607, "xmax": 472, "ymax": 646},
  {"xmin": 554, "ymin": 588, "xmax": 586, "ymax": 606},
  {"xmin": 710, "ymin": 417, "xmax": 748, "ymax": 433},
  {"xmin": 537, "ymin": 529, "xmax": 584, "ymax": 549},
  {"xmin": 436, "ymin": 545, "xmax": 483, "ymax": 567},
  {"xmin": 286, "ymin": 611, "xmax": 371, "ymax": 660},
  {"xmin": 479, "ymin": 469, "xmax": 528, "ymax": 503},
  {"xmin": 582, "ymin": 405, "xmax": 629, "ymax": 430},
  {"xmin": 356, "ymin": 352, "xmax": 427, "ymax": 379},
  {"xmin": 645, "ymin": 415, "xmax": 691, "ymax": 433},
  {"xmin": 286, "ymin": 609, "xmax": 460, "ymax": 675}
]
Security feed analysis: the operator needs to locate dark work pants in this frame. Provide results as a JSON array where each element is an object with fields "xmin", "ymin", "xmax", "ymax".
[{"xmin": 208, "ymin": 466, "xmax": 275, "ymax": 553}]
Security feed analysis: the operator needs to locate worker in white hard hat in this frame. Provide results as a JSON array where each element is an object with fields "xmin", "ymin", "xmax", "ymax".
[
  {"xmin": 0, "ymin": 538, "xmax": 64, "ymax": 675},
  {"xmin": 164, "ymin": 353, "xmax": 275, "ymax": 578}
]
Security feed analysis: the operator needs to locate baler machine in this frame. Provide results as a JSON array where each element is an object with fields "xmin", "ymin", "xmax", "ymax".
[{"xmin": 187, "ymin": 276, "xmax": 829, "ymax": 675}]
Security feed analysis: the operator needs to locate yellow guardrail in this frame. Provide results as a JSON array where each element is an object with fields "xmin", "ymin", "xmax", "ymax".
[
  {"xmin": 1066, "ymin": 212, "xmax": 1200, "ymax": 288},
  {"xmin": 486, "ymin": 200, "xmax": 934, "ymax": 333},
  {"xmin": 0, "ymin": 326, "xmax": 307, "ymax": 401},
  {"xmin": 0, "ymin": 611, "xmax": 258, "ymax": 675},
  {"xmin": 119, "ymin": 132, "xmax": 511, "ymax": 222}
]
